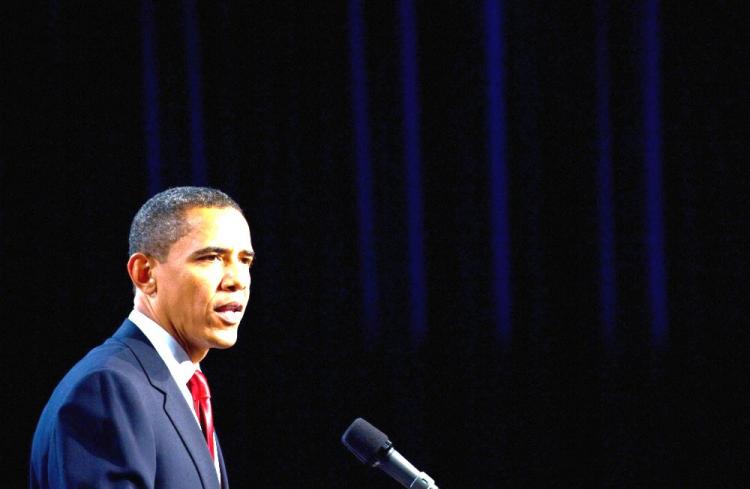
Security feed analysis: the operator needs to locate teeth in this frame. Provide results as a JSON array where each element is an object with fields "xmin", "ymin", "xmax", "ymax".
[{"xmin": 216, "ymin": 310, "xmax": 243, "ymax": 324}]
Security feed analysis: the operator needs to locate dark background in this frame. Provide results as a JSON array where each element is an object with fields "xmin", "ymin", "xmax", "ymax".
[{"xmin": 2, "ymin": 1, "xmax": 748, "ymax": 487}]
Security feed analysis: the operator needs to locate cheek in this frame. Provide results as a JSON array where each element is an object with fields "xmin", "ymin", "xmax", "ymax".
[
  {"xmin": 195, "ymin": 272, "xmax": 222, "ymax": 299},
  {"xmin": 172, "ymin": 276, "xmax": 207, "ymax": 309}
]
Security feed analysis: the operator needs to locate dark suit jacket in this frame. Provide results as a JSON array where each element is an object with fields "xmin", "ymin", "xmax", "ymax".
[{"xmin": 30, "ymin": 319, "xmax": 229, "ymax": 488}]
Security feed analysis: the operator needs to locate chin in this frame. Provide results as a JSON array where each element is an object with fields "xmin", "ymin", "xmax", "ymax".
[{"xmin": 210, "ymin": 329, "xmax": 239, "ymax": 349}]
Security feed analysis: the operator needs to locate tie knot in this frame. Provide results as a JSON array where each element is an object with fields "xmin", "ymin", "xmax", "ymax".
[{"xmin": 187, "ymin": 370, "xmax": 211, "ymax": 401}]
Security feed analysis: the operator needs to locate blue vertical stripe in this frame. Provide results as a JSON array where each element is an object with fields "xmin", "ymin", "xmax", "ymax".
[
  {"xmin": 400, "ymin": 0, "xmax": 427, "ymax": 346},
  {"xmin": 184, "ymin": 0, "xmax": 207, "ymax": 185},
  {"xmin": 349, "ymin": 0, "xmax": 379, "ymax": 342},
  {"xmin": 485, "ymin": 0, "xmax": 512, "ymax": 345},
  {"xmin": 643, "ymin": 0, "xmax": 667, "ymax": 344},
  {"xmin": 595, "ymin": 0, "xmax": 617, "ymax": 343},
  {"xmin": 141, "ymin": 0, "xmax": 161, "ymax": 195}
]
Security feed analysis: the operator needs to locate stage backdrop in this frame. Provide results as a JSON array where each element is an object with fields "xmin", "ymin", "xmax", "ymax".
[{"xmin": 2, "ymin": 1, "xmax": 747, "ymax": 487}]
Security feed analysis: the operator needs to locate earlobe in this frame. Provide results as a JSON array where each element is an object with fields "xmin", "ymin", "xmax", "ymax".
[{"xmin": 146, "ymin": 277, "xmax": 157, "ymax": 296}]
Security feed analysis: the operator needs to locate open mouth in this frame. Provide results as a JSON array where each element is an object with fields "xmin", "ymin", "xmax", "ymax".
[{"xmin": 214, "ymin": 302, "xmax": 244, "ymax": 324}]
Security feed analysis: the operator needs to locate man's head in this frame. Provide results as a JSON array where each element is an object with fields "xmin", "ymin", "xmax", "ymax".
[
  {"xmin": 127, "ymin": 187, "xmax": 254, "ymax": 362},
  {"xmin": 129, "ymin": 186, "xmax": 243, "ymax": 261}
]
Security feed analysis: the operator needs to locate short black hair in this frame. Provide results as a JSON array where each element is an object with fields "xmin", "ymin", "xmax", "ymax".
[{"xmin": 128, "ymin": 186, "xmax": 243, "ymax": 260}]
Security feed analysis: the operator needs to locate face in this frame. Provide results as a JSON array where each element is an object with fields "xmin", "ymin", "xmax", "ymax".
[{"xmin": 149, "ymin": 206, "xmax": 254, "ymax": 362}]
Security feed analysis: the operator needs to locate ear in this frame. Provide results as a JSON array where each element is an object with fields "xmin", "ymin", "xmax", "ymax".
[{"xmin": 127, "ymin": 252, "xmax": 157, "ymax": 295}]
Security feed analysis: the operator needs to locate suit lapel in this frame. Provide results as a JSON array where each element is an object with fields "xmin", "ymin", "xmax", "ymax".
[{"xmin": 113, "ymin": 320, "xmax": 220, "ymax": 489}]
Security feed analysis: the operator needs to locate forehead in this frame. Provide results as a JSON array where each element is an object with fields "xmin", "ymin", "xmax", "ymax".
[{"xmin": 176, "ymin": 206, "xmax": 252, "ymax": 250}]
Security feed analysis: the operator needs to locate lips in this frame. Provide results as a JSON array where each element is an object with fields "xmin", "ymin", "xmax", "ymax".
[{"xmin": 214, "ymin": 302, "xmax": 244, "ymax": 324}]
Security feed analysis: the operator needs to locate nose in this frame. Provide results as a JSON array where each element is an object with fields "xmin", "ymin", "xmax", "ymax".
[{"xmin": 221, "ymin": 260, "xmax": 251, "ymax": 292}]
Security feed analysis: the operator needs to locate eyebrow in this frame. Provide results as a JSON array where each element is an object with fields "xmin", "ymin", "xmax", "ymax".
[{"xmin": 191, "ymin": 247, "xmax": 255, "ymax": 259}]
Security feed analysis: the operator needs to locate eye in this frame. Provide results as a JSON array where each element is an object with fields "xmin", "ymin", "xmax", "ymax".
[{"xmin": 200, "ymin": 254, "xmax": 222, "ymax": 262}]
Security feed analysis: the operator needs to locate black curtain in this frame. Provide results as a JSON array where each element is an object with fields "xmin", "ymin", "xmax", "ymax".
[{"xmin": 2, "ymin": 1, "xmax": 747, "ymax": 487}]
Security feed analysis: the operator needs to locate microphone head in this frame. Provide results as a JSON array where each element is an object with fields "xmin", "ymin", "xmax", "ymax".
[{"xmin": 341, "ymin": 418, "xmax": 393, "ymax": 466}]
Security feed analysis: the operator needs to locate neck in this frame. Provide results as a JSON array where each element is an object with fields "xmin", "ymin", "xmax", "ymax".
[{"xmin": 133, "ymin": 294, "xmax": 208, "ymax": 363}]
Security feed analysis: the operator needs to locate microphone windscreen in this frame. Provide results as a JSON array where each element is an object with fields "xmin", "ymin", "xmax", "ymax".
[{"xmin": 341, "ymin": 418, "xmax": 392, "ymax": 466}]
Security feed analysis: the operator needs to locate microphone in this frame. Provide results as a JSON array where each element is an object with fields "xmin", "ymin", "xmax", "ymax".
[{"xmin": 341, "ymin": 418, "xmax": 439, "ymax": 489}]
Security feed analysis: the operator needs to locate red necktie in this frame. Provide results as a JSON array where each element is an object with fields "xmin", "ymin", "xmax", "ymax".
[{"xmin": 187, "ymin": 370, "xmax": 216, "ymax": 459}]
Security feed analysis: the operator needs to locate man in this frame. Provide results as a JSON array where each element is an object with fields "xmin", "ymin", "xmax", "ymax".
[{"xmin": 30, "ymin": 187, "xmax": 254, "ymax": 489}]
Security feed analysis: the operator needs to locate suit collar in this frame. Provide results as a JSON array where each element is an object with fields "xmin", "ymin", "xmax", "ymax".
[{"xmin": 113, "ymin": 319, "xmax": 223, "ymax": 489}]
